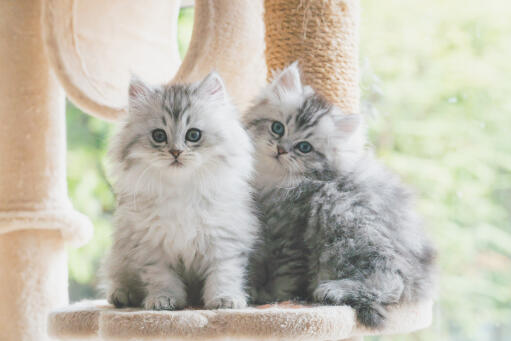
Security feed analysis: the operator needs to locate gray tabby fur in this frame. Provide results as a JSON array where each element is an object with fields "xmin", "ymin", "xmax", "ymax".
[{"xmin": 246, "ymin": 63, "xmax": 436, "ymax": 328}]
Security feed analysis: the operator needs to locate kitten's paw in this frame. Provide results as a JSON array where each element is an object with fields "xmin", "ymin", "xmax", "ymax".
[
  {"xmin": 108, "ymin": 288, "xmax": 132, "ymax": 308},
  {"xmin": 143, "ymin": 294, "xmax": 178, "ymax": 310},
  {"xmin": 205, "ymin": 296, "xmax": 247, "ymax": 309},
  {"xmin": 313, "ymin": 282, "xmax": 346, "ymax": 304}
]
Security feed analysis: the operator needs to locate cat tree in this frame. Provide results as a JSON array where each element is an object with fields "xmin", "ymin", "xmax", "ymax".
[{"xmin": 0, "ymin": 0, "xmax": 433, "ymax": 340}]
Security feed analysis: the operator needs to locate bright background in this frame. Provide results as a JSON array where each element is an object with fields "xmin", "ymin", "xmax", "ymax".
[{"xmin": 65, "ymin": 1, "xmax": 511, "ymax": 340}]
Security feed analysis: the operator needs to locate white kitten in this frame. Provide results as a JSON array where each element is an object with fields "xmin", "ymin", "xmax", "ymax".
[{"xmin": 102, "ymin": 72, "xmax": 257, "ymax": 310}]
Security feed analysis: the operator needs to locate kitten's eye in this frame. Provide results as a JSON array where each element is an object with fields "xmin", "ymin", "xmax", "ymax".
[
  {"xmin": 271, "ymin": 121, "xmax": 285, "ymax": 136},
  {"xmin": 296, "ymin": 141, "xmax": 313, "ymax": 154},
  {"xmin": 185, "ymin": 128, "xmax": 202, "ymax": 142},
  {"xmin": 151, "ymin": 129, "xmax": 167, "ymax": 143}
]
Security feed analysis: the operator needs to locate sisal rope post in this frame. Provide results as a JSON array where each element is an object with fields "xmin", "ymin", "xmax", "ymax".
[{"xmin": 264, "ymin": 0, "xmax": 360, "ymax": 114}]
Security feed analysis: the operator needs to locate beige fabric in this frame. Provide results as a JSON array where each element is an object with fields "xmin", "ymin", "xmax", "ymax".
[
  {"xmin": 0, "ymin": 230, "xmax": 69, "ymax": 341},
  {"xmin": 0, "ymin": 0, "xmax": 92, "ymax": 246},
  {"xmin": 43, "ymin": 0, "xmax": 266, "ymax": 121},
  {"xmin": 265, "ymin": 0, "xmax": 360, "ymax": 114},
  {"xmin": 171, "ymin": 0, "xmax": 267, "ymax": 112},
  {"xmin": 42, "ymin": 0, "xmax": 182, "ymax": 120},
  {"xmin": 48, "ymin": 300, "xmax": 433, "ymax": 340},
  {"xmin": 0, "ymin": 1, "xmax": 91, "ymax": 340}
]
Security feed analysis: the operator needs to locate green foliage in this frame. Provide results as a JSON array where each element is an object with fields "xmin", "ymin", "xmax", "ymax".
[
  {"xmin": 66, "ymin": 102, "xmax": 113, "ymax": 296},
  {"xmin": 66, "ymin": 2, "xmax": 511, "ymax": 340},
  {"xmin": 178, "ymin": 7, "xmax": 194, "ymax": 57},
  {"xmin": 361, "ymin": 0, "xmax": 511, "ymax": 339}
]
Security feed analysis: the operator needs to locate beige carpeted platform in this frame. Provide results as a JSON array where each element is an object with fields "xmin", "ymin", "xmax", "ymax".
[{"xmin": 48, "ymin": 300, "xmax": 433, "ymax": 340}]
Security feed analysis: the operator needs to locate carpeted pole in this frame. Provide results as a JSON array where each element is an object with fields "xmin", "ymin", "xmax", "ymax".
[
  {"xmin": 0, "ymin": 1, "xmax": 91, "ymax": 340},
  {"xmin": 172, "ymin": 0, "xmax": 266, "ymax": 112}
]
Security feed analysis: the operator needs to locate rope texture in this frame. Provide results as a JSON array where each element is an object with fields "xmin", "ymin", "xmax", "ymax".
[{"xmin": 264, "ymin": 0, "xmax": 360, "ymax": 113}]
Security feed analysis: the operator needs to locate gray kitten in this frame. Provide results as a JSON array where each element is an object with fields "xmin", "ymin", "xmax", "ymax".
[
  {"xmin": 102, "ymin": 72, "xmax": 257, "ymax": 310},
  {"xmin": 246, "ymin": 63, "xmax": 435, "ymax": 328}
]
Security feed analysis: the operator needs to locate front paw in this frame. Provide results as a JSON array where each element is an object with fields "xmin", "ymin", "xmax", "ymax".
[
  {"xmin": 205, "ymin": 296, "xmax": 247, "ymax": 309},
  {"xmin": 313, "ymin": 282, "xmax": 346, "ymax": 304},
  {"xmin": 108, "ymin": 288, "xmax": 134, "ymax": 308},
  {"xmin": 143, "ymin": 294, "xmax": 179, "ymax": 310}
]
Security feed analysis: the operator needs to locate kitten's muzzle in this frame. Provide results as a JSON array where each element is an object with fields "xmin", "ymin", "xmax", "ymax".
[
  {"xmin": 170, "ymin": 149, "xmax": 183, "ymax": 158},
  {"xmin": 277, "ymin": 145, "xmax": 288, "ymax": 155}
]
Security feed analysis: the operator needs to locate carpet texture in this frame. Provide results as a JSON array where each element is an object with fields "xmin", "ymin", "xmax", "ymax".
[
  {"xmin": 43, "ymin": 0, "xmax": 266, "ymax": 120},
  {"xmin": 0, "ymin": 1, "xmax": 92, "ymax": 340},
  {"xmin": 48, "ymin": 300, "xmax": 433, "ymax": 340}
]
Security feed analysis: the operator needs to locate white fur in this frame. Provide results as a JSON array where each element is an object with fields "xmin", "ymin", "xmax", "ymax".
[{"xmin": 102, "ymin": 73, "xmax": 257, "ymax": 310}]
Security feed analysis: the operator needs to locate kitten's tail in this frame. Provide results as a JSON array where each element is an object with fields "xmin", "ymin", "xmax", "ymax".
[
  {"xmin": 316, "ymin": 278, "xmax": 403, "ymax": 328},
  {"xmin": 349, "ymin": 290, "xmax": 389, "ymax": 328},
  {"xmin": 351, "ymin": 279, "xmax": 404, "ymax": 328}
]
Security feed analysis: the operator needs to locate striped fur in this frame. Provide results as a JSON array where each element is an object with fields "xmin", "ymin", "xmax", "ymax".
[{"xmin": 246, "ymin": 63, "xmax": 435, "ymax": 328}]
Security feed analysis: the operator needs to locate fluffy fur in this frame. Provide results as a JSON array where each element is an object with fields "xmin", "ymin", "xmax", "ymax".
[
  {"xmin": 246, "ymin": 63, "xmax": 435, "ymax": 328},
  {"xmin": 102, "ymin": 72, "xmax": 257, "ymax": 310}
]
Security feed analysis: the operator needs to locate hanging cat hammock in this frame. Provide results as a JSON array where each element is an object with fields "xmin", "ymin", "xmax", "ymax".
[{"xmin": 0, "ymin": 0, "xmax": 433, "ymax": 340}]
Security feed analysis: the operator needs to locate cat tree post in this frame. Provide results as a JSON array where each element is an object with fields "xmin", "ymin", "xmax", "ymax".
[
  {"xmin": 0, "ymin": 1, "xmax": 92, "ymax": 340},
  {"xmin": 171, "ymin": 0, "xmax": 266, "ymax": 111},
  {"xmin": 265, "ymin": 0, "xmax": 360, "ymax": 114}
]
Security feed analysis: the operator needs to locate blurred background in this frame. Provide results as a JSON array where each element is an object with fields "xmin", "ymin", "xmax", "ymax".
[{"xmin": 65, "ymin": 1, "xmax": 511, "ymax": 340}]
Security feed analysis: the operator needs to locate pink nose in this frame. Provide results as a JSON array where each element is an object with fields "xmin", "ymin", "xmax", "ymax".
[
  {"xmin": 170, "ymin": 149, "xmax": 182, "ymax": 158},
  {"xmin": 277, "ymin": 146, "xmax": 287, "ymax": 155}
]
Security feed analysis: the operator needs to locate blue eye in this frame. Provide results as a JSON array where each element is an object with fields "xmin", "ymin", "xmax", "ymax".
[
  {"xmin": 185, "ymin": 128, "xmax": 202, "ymax": 142},
  {"xmin": 151, "ymin": 129, "xmax": 167, "ymax": 143},
  {"xmin": 296, "ymin": 141, "xmax": 313, "ymax": 154},
  {"xmin": 271, "ymin": 121, "xmax": 285, "ymax": 136}
]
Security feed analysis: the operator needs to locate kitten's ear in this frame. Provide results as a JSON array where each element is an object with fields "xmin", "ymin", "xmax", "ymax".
[
  {"xmin": 271, "ymin": 61, "xmax": 303, "ymax": 98},
  {"xmin": 197, "ymin": 71, "xmax": 226, "ymax": 102},
  {"xmin": 332, "ymin": 110, "xmax": 361, "ymax": 135},
  {"xmin": 128, "ymin": 75, "xmax": 153, "ymax": 103}
]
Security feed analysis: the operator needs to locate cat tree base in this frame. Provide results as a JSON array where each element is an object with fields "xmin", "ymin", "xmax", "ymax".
[{"xmin": 48, "ymin": 300, "xmax": 432, "ymax": 340}]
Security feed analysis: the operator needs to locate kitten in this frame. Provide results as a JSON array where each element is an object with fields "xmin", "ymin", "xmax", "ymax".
[
  {"xmin": 246, "ymin": 63, "xmax": 435, "ymax": 328},
  {"xmin": 102, "ymin": 72, "xmax": 257, "ymax": 310}
]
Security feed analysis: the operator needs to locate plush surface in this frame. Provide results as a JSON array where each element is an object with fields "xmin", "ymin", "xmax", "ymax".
[
  {"xmin": 0, "ymin": 0, "xmax": 93, "ymax": 246},
  {"xmin": 0, "ymin": 210, "xmax": 92, "ymax": 247},
  {"xmin": 171, "ymin": 0, "xmax": 267, "ymax": 112},
  {"xmin": 42, "ymin": 0, "xmax": 182, "ymax": 120},
  {"xmin": 1, "ymin": 231, "xmax": 68, "ymax": 341},
  {"xmin": 0, "ymin": 1, "xmax": 92, "ymax": 340},
  {"xmin": 43, "ymin": 0, "xmax": 266, "ymax": 121},
  {"xmin": 48, "ymin": 300, "xmax": 433, "ymax": 340}
]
